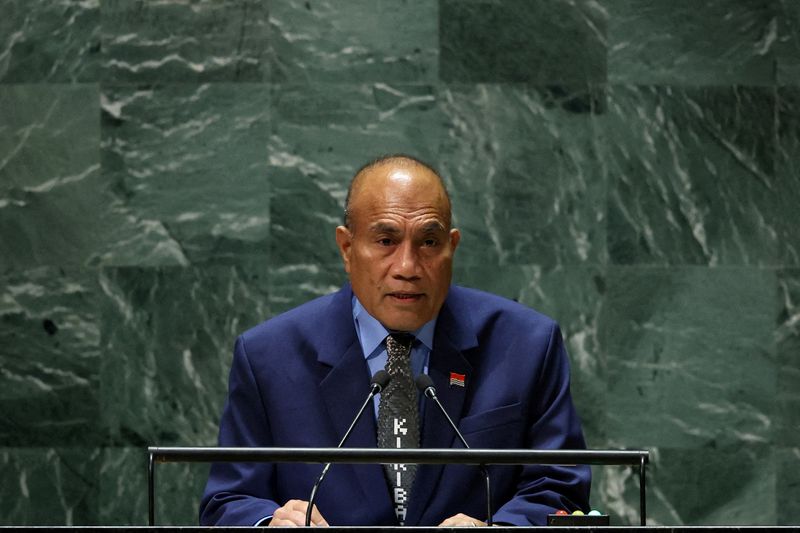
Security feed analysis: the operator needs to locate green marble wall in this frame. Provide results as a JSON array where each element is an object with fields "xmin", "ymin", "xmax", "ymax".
[{"xmin": 1, "ymin": 0, "xmax": 798, "ymax": 526}]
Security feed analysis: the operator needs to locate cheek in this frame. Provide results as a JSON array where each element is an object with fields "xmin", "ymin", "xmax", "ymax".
[
  {"xmin": 432, "ymin": 261, "xmax": 454, "ymax": 289},
  {"xmin": 427, "ymin": 255, "xmax": 452, "ymax": 274},
  {"xmin": 355, "ymin": 253, "xmax": 390, "ymax": 284}
]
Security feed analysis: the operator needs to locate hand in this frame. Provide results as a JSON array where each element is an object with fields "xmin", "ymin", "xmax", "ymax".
[
  {"xmin": 439, "ymin": 513, "xmax": 487, "ymax": 527},
  {"xmin": 268, "ymin": 499, "xmax": 329, "ymax": 527}
]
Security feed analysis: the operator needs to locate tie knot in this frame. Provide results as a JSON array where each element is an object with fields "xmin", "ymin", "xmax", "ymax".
[{"xmin": 386, "ymin": 333, "xmax": 414, "ymax": 357}]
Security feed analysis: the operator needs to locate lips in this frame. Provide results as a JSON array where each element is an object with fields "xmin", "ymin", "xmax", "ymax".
[{"xmin": 388, "ymin": 292, "xmax": 423, "ymax": 301}]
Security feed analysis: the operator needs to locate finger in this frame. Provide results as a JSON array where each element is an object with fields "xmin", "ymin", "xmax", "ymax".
[
  {"xmin": 290, "ymin": 500, "xmax": 327, "ymax": 527},
  {"xmin": 439, "ymin": 514, "xmax": 461, "ymax": 526},
  {"xmin": 273, "ymin": 500, "xmax": 328, "ymax": 527},
  {"xmin": 439, "ymin": 513, "xmax": 484, "ymax": 527},
  {"xmin": 309, "ymin": 504, "xmax": 329, "ymax": 527},
  {"xmin": 270, "ymin": 501, "xmax": 310, "ymax": 527},
  {"xmin": 268, "ymin": 517, "xmax": 298, "ymax": 527},
  {"xmin": 269, "ymin": 511, "xmax": 305, "ymax": 526}
]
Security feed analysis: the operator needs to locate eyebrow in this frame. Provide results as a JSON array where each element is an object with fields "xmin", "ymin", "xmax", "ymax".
[
  {"xmin": 420, "ymin": 221, "xmax": 447, "ymax": 233},
  {"xmin": 367, "ymin": 220, "xmax": 447, "ymax": 235},
  {"xmin": 368, "ymin": 222, "xmax": 402, "ymax": 235}
]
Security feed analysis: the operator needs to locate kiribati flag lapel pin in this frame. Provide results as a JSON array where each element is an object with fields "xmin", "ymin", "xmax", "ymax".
[{"xmin": 449, "ymin": 372, "xmax": 466, "ymax": 387}]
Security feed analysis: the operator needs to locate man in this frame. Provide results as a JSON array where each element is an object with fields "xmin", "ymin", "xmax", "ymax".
[{"xmin": 199, "ymin": 155, "xmax": 590, "ymax": 526}]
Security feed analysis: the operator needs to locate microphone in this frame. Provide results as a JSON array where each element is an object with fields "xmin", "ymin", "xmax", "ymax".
[
  {"xmin": 305, "ymin": 370, "xmax": 391, "ymax": 526},
  {"xmin": 415, "ymin": 374, "xmax": 493, "ymax": 526}
]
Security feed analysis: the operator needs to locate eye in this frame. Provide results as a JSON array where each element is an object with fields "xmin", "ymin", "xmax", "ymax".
[
  {"xmin": 377, "ymin": 238, "xmax": 394, "ymax": 246},
  {"xmin": 423, "ymin": 238, "xmax": 439, "ymax": 247}
]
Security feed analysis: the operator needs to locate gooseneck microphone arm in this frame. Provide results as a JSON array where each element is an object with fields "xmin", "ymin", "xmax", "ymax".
[
  {"xmin": 305, "ymin": 370, "xmax": 391, "ymax": 527},
  {"xmin": 415, "ymin": 374, "xmax": 493, "ymax": 526}
]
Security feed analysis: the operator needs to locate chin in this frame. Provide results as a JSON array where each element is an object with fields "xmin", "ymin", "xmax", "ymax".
[{"xmin": 382, "ymin": 316, "xmax": 427, "ymax": 333}]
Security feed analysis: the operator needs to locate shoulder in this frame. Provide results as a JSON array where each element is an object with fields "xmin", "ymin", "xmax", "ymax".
[
  {"xmin": 238, "ymin": 286, "xmax": 349, "ymax": 353},
  {"xmin": 447, "ymin": 285, "xmax": 557, "ymax": 329},
  {"xmin": 443, "ymin": 285, "xmax": 561, "ymax": 352}
]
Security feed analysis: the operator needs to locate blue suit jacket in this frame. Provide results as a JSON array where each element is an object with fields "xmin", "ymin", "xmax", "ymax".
[{"xmin": 199, "ymin": 284, "xmax": 590, "ymax": 526}]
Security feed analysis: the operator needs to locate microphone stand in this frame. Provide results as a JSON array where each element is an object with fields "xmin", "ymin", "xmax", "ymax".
[
  {"xmin": 416, "ymin": 375, "xmax": 493, "ymax": 526},
  {"xmin": 305, "ymin": 371, "xmax": 390, "ymax": 526}
]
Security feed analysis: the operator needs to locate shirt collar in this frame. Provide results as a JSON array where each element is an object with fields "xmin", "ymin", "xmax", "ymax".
[{"xmin": 352, "ymin": 296, "xmax": 437, "ymax": 357}]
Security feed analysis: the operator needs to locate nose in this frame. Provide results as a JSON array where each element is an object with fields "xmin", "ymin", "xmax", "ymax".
[{"xmin": 392, "ymin": 240, "xmax": 421, "ymax": 280}]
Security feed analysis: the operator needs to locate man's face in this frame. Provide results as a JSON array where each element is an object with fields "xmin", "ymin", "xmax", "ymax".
[{"xmin": 336, "ymin": 164, "xmax": 460, "ymax": 332}]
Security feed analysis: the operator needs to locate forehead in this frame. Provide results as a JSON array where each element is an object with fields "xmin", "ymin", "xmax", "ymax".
[{"xmin": 349, "ymin": 163, "xmax": 450, "ymax": 226}]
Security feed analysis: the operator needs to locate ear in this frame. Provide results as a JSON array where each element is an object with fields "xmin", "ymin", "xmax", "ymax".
[
  {"xmin": 335, "ymin": 225, "xmax": 353, "ymax": 274},
  {"xmin": 449, "ymin": 228, "xmax": 461, "ymax": 253}
]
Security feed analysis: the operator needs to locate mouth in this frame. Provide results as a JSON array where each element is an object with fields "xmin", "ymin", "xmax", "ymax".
[{"xmin": 387, "ymin": 292, "xmax": 424, "ymax": 303}]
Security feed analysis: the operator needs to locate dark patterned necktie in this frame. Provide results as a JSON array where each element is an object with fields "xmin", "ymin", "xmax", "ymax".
[{"xmin": 377, "ymin": 333, "xmax": 419, "ymax": 525}]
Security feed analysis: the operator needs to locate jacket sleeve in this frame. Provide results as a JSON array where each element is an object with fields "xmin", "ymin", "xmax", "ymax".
[
  {"xmin": 492, "ymin": 323, "xmax": 592, "ymax": 526},
  {"xmin": 199, "ymin": 335, "xmax": 281, "ymax": 525}
]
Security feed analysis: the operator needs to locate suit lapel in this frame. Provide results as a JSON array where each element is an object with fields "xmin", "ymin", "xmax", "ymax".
[
  {"xmin": 317, "ymin": 286, "xmax": 395, "ymax": 522},
  {"xmin": 318, "ymin": 340, "xmax": 374, "ymax": 446},
  {"xmin": 407, "ymin": 291, "xmax": 477, "ymax": 525}
]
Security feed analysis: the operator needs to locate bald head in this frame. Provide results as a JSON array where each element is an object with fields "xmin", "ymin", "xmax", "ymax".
[{"xmin": 344, "ymin": 155, "xmax": 452, "ymax": 230}]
